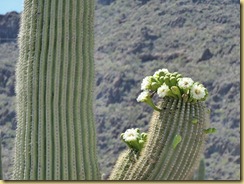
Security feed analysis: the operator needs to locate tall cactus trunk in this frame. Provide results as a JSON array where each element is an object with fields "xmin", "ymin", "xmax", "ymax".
[
  {"xmin": 110, "ymin": 98, "xmax": 208, "ymax": 180},
  {"xmin": 13, "ymin": 0, "xmax": 100, "ymax": 180}
]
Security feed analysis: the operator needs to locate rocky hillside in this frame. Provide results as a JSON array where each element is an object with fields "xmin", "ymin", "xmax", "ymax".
[
  {"xmin": 0, "ymin": 0, "xmax": 240, "ymax": 180},
  {"xmin": 0, "ymin": 11, "xmax": 19, "ymax": 43},
  {"xmin": 0, "ymin": 43, "xmax": 18, "ymax": 180}
]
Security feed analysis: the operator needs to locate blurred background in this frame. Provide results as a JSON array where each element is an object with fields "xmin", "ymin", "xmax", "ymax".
[{"xmin": 0, "ymin": 0, "xmax": 240, "ymax": 180}]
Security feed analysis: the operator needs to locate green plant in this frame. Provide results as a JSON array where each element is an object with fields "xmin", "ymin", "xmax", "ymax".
[
  {"xmin": 109, "ymin": 69, "xmax": 216, "ymax": 180},
  {"xmin": 195, "ymin": 159, "xmax": 206, "ymax": 180},
  {"xmin": 10, "ymin": 0, "xmax": 216, "ymax": 181},
  {"xmin": 13, "ymin": 0, "xmax": 100, "ymax": 180}
]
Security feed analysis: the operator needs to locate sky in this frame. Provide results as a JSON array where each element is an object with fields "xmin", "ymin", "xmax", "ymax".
[{"xmin": 0, "ymin": 0, "xmax": 24, "ymax": 14}]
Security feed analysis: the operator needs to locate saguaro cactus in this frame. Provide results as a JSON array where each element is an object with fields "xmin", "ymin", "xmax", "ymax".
[
  {"xmin": 13, "ymin": 0, "xmax": 100, "ymax": 180},
  {"xmin": 110, "ymin": 69, "xmax": 215, "ymax": 180},
  {"xmin": 12, "ymin": 0, "xmax": 215, "ymax": 180}
]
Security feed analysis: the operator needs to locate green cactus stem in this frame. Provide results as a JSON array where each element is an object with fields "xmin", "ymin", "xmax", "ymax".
[
  {"xmin": 195, "ymin": 159, "xmax": 206, "ymax": 180},
  {"xmin": 111, "ymin": 98, "xmax": 208, "ymax": 180},
  {"xmin": 110, "ymin": 68, "xmax": 214, "ymax": 180},
  {"xmin": 13, "ymin": 0, "xmax": 100, "ymax": 180},
  {"xmin": 109, "ymin": 129, "xmax": 147, "ymax": 180},
  {"xmin": 109, "ymin": 150, "xmax": 136, "ymax": 180}
]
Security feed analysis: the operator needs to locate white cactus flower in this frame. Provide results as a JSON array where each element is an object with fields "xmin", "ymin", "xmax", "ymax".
[
  {"xmin": 137, "ymin": 91, "xmax": 150, "ymax": 102},
  {"xmin": 157, "ymin": 83, "xmax": 170, "ymax": 98},
  {"xmin": 153, "ymin": 68, "xmax": 169, "ymax": 78},
  {"xmin": 190, "ymin": 83, "xmax": 206, "ymax": 100},
  {"xmin": 178, "ymin": 77, "xmax": 194, "ymax": 89},
  {"xmin": 123, "ymin": 128, "xmax": 139, "ymax": 142},
  {"xmin": 141, "ymin": 76, "xmax": 153, "ymax": 90}
]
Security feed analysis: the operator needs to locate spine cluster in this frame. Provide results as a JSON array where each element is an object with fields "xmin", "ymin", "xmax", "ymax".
[{"xmin": 13, "ymin": 0, "xmax": 100, "ymax": 180}]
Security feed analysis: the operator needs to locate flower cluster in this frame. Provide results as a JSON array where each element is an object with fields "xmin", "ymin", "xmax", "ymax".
[
  {"xmin": 121, "ymin": 128, "xmax": 147, "ymax": 152},
  {"xmin": 137, "ymin": 68, "xmax": 208, "ymax": 111}
]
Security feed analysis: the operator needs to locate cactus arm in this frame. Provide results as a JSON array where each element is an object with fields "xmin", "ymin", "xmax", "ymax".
[
  {"xmin": 111, "ymin": 69, "xmax": 213, "ymax": 180},
  {"xmin": 109, "ymin": 150, "xmax": 133, "ymax": 180},
  {"xmin": 133, "ymin": 99, "xmax": 182, "ymax": 180},
  {"xmin": 114, "ymin": 99, "xmax": 207, "ymax": 180},
  {"xmin": 126, "ymin": 98, "xmax": 177, "ymax": 180}
]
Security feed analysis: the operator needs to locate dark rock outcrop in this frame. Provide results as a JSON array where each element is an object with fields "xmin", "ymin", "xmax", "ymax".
[{"xmin": 198, "ymin": 48, "xmax": 213, "ymax": 62}]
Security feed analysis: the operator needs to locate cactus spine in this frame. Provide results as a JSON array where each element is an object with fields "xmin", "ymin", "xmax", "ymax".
[{"xmin": 13, "ymin": 0, "xmax": 100, "ymax": 180}]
